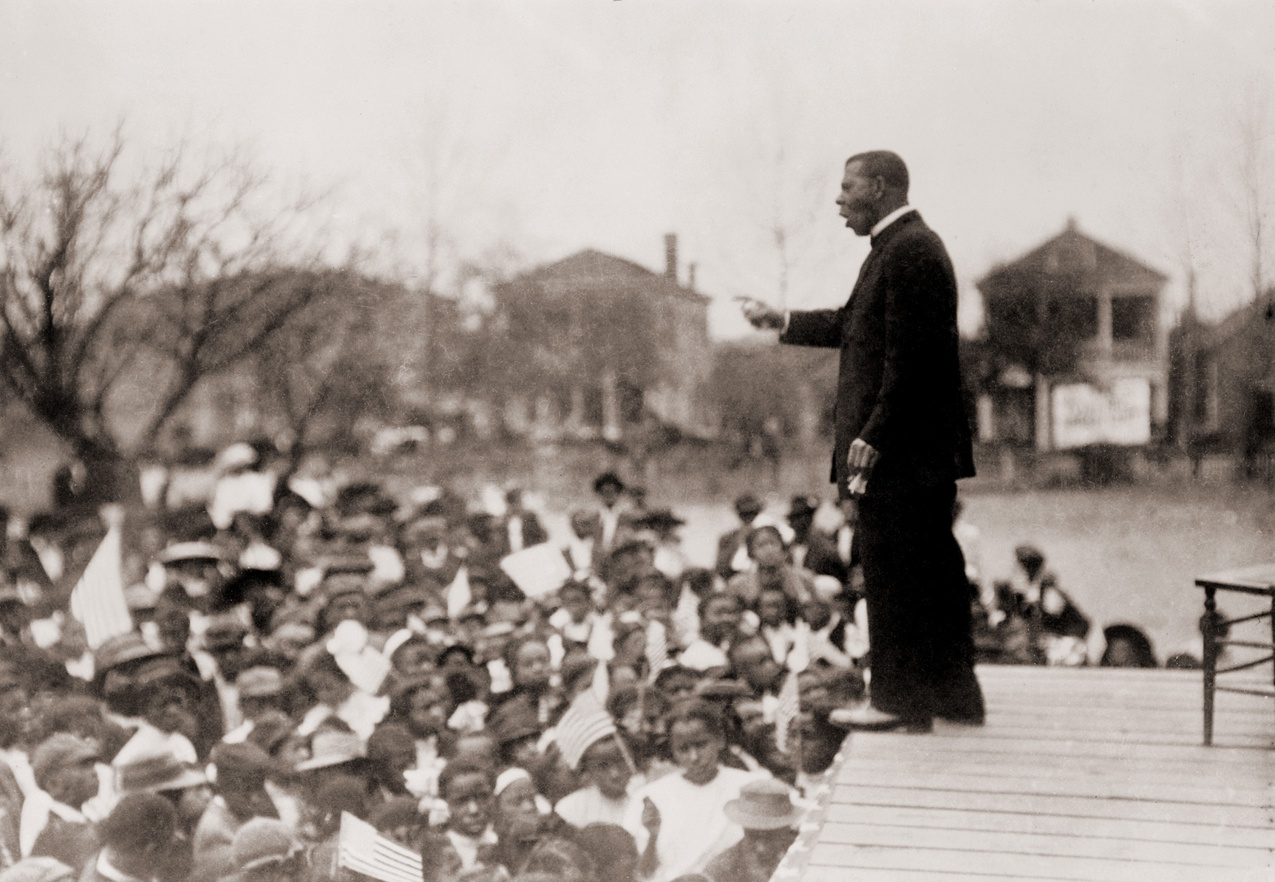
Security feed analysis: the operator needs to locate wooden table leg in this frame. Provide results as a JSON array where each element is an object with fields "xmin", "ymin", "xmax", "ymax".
[{"xmin": 1203, "ymin": 586, "xmax": 1217, "ymax": 746}]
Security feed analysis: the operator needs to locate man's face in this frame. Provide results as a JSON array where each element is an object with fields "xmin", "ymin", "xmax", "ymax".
[
  {"xmin": 143, "ymin": 687, "xmax": 196, "ymax": 736},
  {"xmin": 514, "ymin": 642, "xmax": 551, "ymax": 692},
  {"xmin": 837, "ymin": 161, "xmax": 882, "ymax": 236},
  {"xmin": 49, "ymin": 757, "xmax": 99, "ymax": 808}
]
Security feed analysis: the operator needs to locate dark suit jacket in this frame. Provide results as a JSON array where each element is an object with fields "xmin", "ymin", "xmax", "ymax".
[{"xmin": 781, "ymin": 211, "xmax": 974, "ymax": 496}]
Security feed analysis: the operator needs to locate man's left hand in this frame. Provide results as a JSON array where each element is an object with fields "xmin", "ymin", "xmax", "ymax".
[{"xmin": 846, "ymin": 438, "xmax": 879, "ymax": 474}]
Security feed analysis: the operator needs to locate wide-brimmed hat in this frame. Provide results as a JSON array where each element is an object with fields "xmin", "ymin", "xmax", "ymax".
[
  {"xmin": 244, "ymin": 710, "xmax": 295, "ymax": 756},
  {"xmin": 231, "ymin": 818, "xmax": 303, "ymax": 873},
  {"xmin": 723, "ymin": 779, "xmax": 803, "ymax": 830},
  {"xmin": 633, "ymin": 509, "xmax": 685, "ymax": 532},
  {"xmin": 203, "ymin": 615, "xmax": 250, "ymax": 652},
  {"xmin": 116, "ymin": 753, "xmax": 209, "ymax": 794},
  {"xmin": 157, "ymin": 541, "xmax": 225, "ymax": 566},
  {"xmin": 236, "ymin": 666, "xmax": 284, "ymax": 699},
  {"xmin": 375, "ymin": 586, "xmax": 428, "ymax": 617},
  {"xmin": 210, "ymin": 742, "xmax": 278, "ymax": 789},
  {"xmin": 131, "ymin": 657, "xmax": 203, "ymax": 697},
  {"xmin": 295, "ymin": 728, "xmax": 366, "ymax": 772},
  {"xmin": 93, "ymin": 633, "xmax": 166, "ymax": 675}
]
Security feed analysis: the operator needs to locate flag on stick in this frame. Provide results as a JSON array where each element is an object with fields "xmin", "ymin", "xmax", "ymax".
[
  {"xmin": 338, "ymin": 811, "xmax": 422, "ymax": 882},
  {"xmin": 774, "ymin": 668, "xmax": 800, "ymax": 755},
  {"xmin": 69, "ymin": 526, "xmax": 131, "ymax": 649},
  {"xmin": 644, "ymin": 619, "xmax": 669, "ymax": 682},
  {"xmin": 555, "ymin": 684, "xmax": 617, "ymax": 770}
]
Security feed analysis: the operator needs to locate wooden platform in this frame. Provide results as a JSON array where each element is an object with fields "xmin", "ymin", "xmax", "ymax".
[{"xmin": 790, "ymin": 665, "xmax": 1275, "ymax": 882}]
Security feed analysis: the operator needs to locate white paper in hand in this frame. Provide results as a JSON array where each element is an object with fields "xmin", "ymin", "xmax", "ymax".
[{"xmin": 500, "ymin": 543, "xmax": 572, "ymax": 599}]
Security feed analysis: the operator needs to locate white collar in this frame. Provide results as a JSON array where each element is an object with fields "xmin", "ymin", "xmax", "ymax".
[
  {"xmin": 48, "ymin": 800, "xmax": 87, "ymax": 823},
  {"xmin": 871, "ymin": 205, "xmax": 915, "ymax": 238},
  {"xmin": 95, "ymin": 853, "xmax": 147, "ymax": 882}
]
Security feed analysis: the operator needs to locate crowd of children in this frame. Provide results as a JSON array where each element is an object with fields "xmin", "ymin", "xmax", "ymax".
[{"xmin": 0, "ymin": 450, "xmax": 875, "ymax": 882}]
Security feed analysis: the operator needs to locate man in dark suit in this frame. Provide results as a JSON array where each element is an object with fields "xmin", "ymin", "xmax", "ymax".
[
  {"xmin": 743, "ymin": 150, "xmax": 983, "ymax": 731},
  {"xmin": 785, "ymin": 495, "xmax": 847, "ymax": 584}
]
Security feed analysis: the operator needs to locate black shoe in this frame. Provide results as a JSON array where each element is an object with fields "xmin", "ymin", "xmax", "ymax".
[
  {"xmin": 937, "ymin": 711, "xmax": 985, "ymax": 727},
  {"xmin": 829, "ymin": 705, "xmax": 933, "ymax": 733}
]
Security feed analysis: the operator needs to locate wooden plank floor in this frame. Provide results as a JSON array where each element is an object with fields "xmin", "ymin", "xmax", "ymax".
[{"xmin": 791, "ymin": 665, "xmax": 1275, "ymax": 882}]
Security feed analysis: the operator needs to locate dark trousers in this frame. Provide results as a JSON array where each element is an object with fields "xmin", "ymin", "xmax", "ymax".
[{"xmin": 857, "ymin": 482, "xmax": 984, "ymax": 723}]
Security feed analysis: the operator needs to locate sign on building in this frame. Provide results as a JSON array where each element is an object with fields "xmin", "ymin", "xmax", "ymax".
[{"xmin": 1051, "ymin": 378, "xmax": 1151, "ymax": 449}]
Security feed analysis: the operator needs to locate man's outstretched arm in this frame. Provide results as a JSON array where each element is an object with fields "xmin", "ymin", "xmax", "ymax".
[{"xmin": 740, "ymin": 298, "xmax": 842, "ymax": 348}]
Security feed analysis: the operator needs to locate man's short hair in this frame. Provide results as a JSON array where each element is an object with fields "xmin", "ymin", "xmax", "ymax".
[{"xmin": 846, "ymin": 150, "xmax": 909, "ymax": 194}]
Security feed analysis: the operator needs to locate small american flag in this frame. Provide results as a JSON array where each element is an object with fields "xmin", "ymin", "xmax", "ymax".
[
  {"xmin": 338, "ymin": 811, "xmax": 422, "ymax": 882},
  {"xmin": 774, "ymin": 668, "xmax": 800, "ymax": 754},
  {"xmin": 554, "ymin": 683, "xmax": 618, "ymax": 770},
  {"xmin": 644, "ymin": 619, "xmax": 668, "ymax": 682},
  {"xmin": 69, "ymin": 526, "xmax": 132, "ymax": 650}
]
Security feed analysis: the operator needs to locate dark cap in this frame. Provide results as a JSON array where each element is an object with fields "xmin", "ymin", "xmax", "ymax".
[
  {"xmin": 734, "ymin": 494, "xmax": 763, "ymax": 518},
  {"xmin": 592, "ymin": 471, "xmax": 625, "ymax": 494},
  {"xmin": 486, "ymin": 699, "xmax": 541, "ymax": 747},
  {"xmin": 787, "ymin": 495, "xmax": 819, "ymax": 522}
]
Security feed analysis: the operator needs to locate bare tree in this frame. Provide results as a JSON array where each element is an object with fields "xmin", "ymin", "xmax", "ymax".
[
  {"xmin": 252, "ymin": 269, "xmax": 396, "ymax": 465},
  {"xmin": 0, "ymin": 129, "xmax": 326, "ymax": 490},
  {"xmin": 1234, "ymin": 85, "xmax": 1274, "ymax": 302}
]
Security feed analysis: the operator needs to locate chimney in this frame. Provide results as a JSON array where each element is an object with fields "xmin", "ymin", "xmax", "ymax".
[
  {"xmin": 664, "ymin": 233, "xmax": 678, "ymax": 282},
  {"xmin": 688, "ymin": 262, "xmax": 697, "ymax": 291}
]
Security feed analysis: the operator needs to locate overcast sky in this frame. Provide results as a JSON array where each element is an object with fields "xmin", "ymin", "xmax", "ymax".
[{"xmin": 3, "ymin": 0, "xmax": 1274, "ymax": 338}]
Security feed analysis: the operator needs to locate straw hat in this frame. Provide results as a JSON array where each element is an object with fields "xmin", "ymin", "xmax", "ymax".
[
  {"xmin": 295, "ymin": 728, "xmax": 365, "ymax": 772},
  {"xmin": 723, "ymin": 779, "xmax": 803, "ymax": 831},
  {"xmin": 116, "ymin": 753, "xmax": 209, "ymax": 794}
]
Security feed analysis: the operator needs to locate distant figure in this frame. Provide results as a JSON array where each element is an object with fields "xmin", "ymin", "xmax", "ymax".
[
  {"xmin": 1099, "ymin": 624, "xmax": 1157, "ymax": 668},
  {"xmin": 1009, "ymin": 544, "xmax": 1091, "ymax": 667},
  {"xmin": 784, "ymin": 496, "xmax": 846, "ymax": 584},
  {"xmin": 592, "ymin": 472, "xmax": 635, "ymax": 556},
  {"xmin": 498, "ymin": 488, "xmax": 548, "ymax": 556},
  {"xmin": 714, "ymin": 495, "xmax": 763, "ymax": 581}
]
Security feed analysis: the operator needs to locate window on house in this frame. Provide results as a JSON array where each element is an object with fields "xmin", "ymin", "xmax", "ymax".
[
  {"xmin": 1111, "ymin": 295, "xmax": 1155, "ymax": 345},
  {"xmin": 1046, "ymin": 294, "xmax": 1099, "ymax": 340}
]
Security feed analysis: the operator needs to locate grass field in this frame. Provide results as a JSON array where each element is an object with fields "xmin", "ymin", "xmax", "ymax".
[{"xmin": 615, "ymin": 480, "xmax": 1275, "ymax": 667}]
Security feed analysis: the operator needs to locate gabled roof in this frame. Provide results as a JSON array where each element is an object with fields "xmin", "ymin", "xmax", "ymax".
[
  {"xmin": 1199, "ymin": 292, "xmax": 1275, "ymax": 350},
  {"xmin": 511, "ymin": 248, "xmax": 710, "ymax": 302},
  {"xmin": 978, "ymin": 220, "xmax": 1168, "ymax": 291}
]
